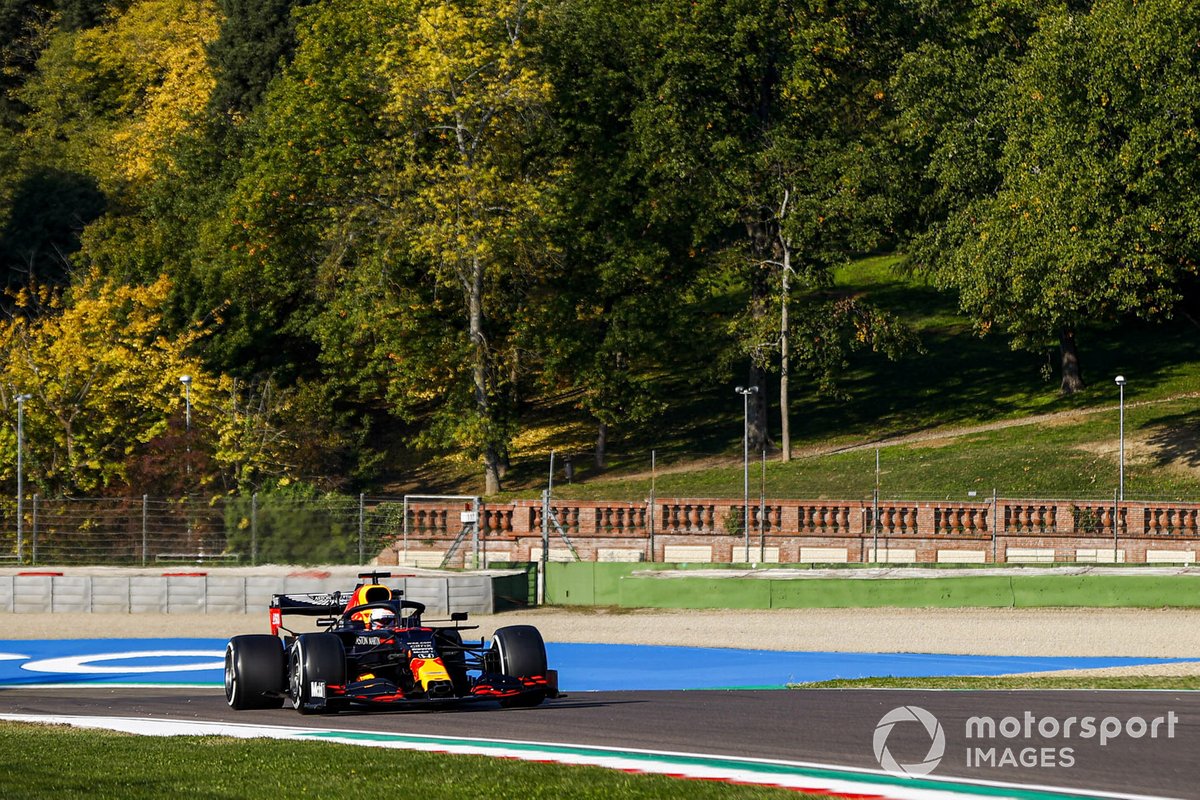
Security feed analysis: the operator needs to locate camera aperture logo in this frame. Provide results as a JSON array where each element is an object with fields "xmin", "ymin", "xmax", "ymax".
[
  {"xmin": 871, "ymin": 706, "xmax": 1180, "ymax": 775},
  {"xmin": 873, "ymin": 705, "xmax": 946, "ymax": 776}
]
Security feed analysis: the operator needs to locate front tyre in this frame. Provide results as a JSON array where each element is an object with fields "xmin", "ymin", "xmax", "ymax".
[
  {"xmin": 288, "ymin": 633, "xmax": 346, "ymax": 714},
  {"xmin": 490, "ymin": 625, "xmax": 548, "ymax": 708},
  {"xmin": 225, "ymin": 635, "xmax": 285, "ymax": 710},
  {"xmin": 490, "ymin": 625, "xmax": 547, "ymax": 677}
]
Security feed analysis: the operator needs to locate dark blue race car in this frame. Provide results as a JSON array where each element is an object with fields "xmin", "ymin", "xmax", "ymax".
[{"xmin": 224, "ymin": 572, "xmax": 555, "ymax": 713}]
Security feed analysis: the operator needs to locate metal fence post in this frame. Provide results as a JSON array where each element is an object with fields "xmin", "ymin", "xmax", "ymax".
[
  {"xmin": 1113, "ymin": 488, "xmax": 1119, "ymax": 564},
  {"xmin": 991, "ymin": 489, "xmax": 998, "ymax": 563},
  {"xmin": 759, "ymin": 448, "xmax": 766, "ymax": 562},
  {"xmin": 31, "ymin": 493, "xmax": 38, "ymax": 566},
  {"xmin": 251, "ymin": 492, "xmax": 258, "ymax": 566},
  {"xmin": 358, "ymin": 493, "xmax": 365, "ymax": 566},
  {"xmin": 538, "ymin": 489, "xmax": 549, "ymax": 605},
  {"xmin": 648, "ymin": 449, "xmax": 656, "ymax": 563},
  {"xmin": 141, "ymin": 494, "xmax": 148, "ymax": 566},
  {"xmin": 872, "ymin": 488, "xmax": 879, "ymax": 563},
  {"xmin": 472, "ymin": 496, "xmax": 480, "ymax": 569}
]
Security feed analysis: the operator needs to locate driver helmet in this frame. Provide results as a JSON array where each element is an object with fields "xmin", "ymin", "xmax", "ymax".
[{"xmin": 369, "ymin": 609, "xmax": 395, "ymax": 630}]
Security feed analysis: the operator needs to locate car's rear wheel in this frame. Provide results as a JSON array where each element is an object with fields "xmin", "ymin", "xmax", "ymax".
[
  {"xmin": 490, "ymin": 625, "xmax": 547, "ymax": 708},
  {"xmin": 288, "ymin": 633, "xmax": 345, "ymax": 714},
  {"xmin": 225, "ymin": 635, "xmax": 285, "ymax": 710}
]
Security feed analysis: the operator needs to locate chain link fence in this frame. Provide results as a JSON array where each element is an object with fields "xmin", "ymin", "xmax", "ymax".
[
  {"xmin": 3, "ymin": 487, "xmax": 1200, "ymax": 567},
  {"xmin": 0, "ymin": 494, "xmax": 420, "ymax": 567}
]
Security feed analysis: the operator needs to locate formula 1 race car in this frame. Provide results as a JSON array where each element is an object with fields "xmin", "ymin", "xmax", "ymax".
[{"xmin": 224, "ymin": 572, "xmax": 556, "ymax": 713}]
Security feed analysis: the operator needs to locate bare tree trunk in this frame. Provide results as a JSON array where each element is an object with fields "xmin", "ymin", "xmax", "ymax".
[
  {"xmin": 744, "ymin": 219, "xmax": 775, "ymax": 454},
  {"xmin": 595, "ymin": 421, "xmax": 607, "ymax": 469},
  {"xmin": 470, "ymin": 253, "xmax": 502, "ymax": 495},
  {"xmin": 779, "ymin": 245, "xmax": 791, "ymax": 462},
  {"xmin": 1059, "ymin": 328, "xmax": 1085, "ymax": 395}
]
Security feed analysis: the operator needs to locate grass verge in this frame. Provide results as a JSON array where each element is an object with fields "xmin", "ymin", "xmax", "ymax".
[
  {"xmin": 0, "ymin": 722, "xmax": 809, "ymax": 800},
  {"xmin": 787, "ymin": 675, "xmax": 1200, "ymax": 690}
]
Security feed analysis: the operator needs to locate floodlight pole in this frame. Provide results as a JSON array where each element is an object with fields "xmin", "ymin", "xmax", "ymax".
[{"xmin": 1115, "ymin": 375, "xmax": 1126, "ymax": 502}]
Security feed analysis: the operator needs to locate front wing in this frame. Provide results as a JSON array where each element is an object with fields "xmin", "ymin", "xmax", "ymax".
[{"xmin": 299, "ymin": 671, "xmax": 553, "ymax": 711}]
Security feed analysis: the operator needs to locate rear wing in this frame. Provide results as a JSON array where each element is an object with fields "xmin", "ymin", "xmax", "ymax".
[
  {"xmin": 269, "ymin": 591, "xmax": 354, "ymax": 635},
  {"xmin": 268, "ymin": 572, "xmax": 402, "ymax": 635}
]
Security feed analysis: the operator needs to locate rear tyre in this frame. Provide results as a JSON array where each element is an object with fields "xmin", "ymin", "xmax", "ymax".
[
  {"xmin": 225, "ymin": 635, "xmax": 285, "ymax": 710},
  {"xmin": 490, "ymin": 625, "xmax": 548, "ymax": 708},
  {"xmin": 288, "ymin": 633, "xmax": 345, "ymax": 714}
]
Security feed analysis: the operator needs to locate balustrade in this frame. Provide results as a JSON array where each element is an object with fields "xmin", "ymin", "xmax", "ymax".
[
  {"xmin": 1145, "ymin": 506, "xmax": 1200, "ymax": 536},
  {"xmin": 933, "ymin": 505, "xmax": 989, "ymax": 535},
  {"xmin": 1005, "ymin": 503, "xmax": 1058, "ymax": 534}
]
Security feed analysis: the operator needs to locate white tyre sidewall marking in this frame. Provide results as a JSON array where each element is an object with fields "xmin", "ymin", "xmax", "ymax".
[{"xmin": 21, "ymin": 650, "xmax": 224, "ymax": 674}]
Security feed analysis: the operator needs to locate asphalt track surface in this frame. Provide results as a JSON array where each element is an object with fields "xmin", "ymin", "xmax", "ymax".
[{"xmin": 3, "ymin": 686, "xmax": 1197, "ymax": 798}]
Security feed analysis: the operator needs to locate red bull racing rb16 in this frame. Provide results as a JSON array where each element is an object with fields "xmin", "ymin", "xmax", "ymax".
[{"xmin": 224, "ymin": 572, "xmax": 556, "ymax": 713}]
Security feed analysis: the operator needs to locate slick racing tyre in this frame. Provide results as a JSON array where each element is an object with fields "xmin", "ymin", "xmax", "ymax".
[
  {"xmin": 288, "ymin": 633, "xmax": 346, "ymax": 714},
  {"xmin": 225, "ymin": 635, "xmax": 286, "ymax": 710},
  {"xmin": 490, "ymin": 625, "xmax": 548, "ymax": 708}
]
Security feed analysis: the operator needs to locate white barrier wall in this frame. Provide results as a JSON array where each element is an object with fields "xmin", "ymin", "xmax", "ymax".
[{"xmin": 0, "ymin": 571, "xmax": 507, "ymax": 614}]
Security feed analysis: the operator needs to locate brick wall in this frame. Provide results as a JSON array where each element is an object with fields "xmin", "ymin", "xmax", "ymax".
[{"xmin": 379, "ymin": 497, "xmax": 1200, "ymax": 566}]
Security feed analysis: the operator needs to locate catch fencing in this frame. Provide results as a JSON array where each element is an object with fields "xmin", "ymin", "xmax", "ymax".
[{"xmin": 3, "ymin": 491, "xmax": 1200, "ymax": 567}]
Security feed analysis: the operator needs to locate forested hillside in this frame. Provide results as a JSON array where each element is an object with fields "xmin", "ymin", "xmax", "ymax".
[{"xmin": 0, "ymin": 0, "xmax": 1197, "ymax": 499}]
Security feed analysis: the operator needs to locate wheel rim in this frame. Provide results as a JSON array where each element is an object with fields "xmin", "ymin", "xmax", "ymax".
[
  {"xmin": 289, "ymin": 646, "xmax": 303, "ymax": 708},
  {"xmin": 493, "ymin": 636, "xmax": 507, "ymax": 675},
  {"xmin": 224, "ymin": 647, "xmax": 237, "ymax": 704}
]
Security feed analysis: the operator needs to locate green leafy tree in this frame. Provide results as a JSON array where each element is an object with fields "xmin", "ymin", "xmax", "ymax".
[
  {"xmin": 899, "ymin": 0, "xmax": 1200, "ymax": 394},
  {"xmin": 206, "ymin": 0, "xmax": 315, "ymax": 118},
  {"xmin": 627, "ymin": 0, "xmax": 916, "ymax": 453},
  {"xmin": 533, "ymin": 0, "xmax": 691, "ymax": 466},
  {"xmin": 379, "ymin": 0, "xmax": 559, "ymax": 494}
]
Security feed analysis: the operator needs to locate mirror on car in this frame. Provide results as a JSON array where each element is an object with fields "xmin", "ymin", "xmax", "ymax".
[{"xmin": 451, "ymin": 612, "xmax": 468, "ymax": 622}]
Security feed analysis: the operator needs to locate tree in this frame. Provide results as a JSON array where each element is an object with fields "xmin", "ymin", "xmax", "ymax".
[
  {"xmin": 6, "ymin": 0, "xmax": 221, "ymax": 301},
  {"xmin": 900, "ymin": 0, "xmax": 1200, "ymax": 394},
  {"xmin": 206, "ymin": 0, "xmax": 315, "ymax": 118},
  {"xmin": 0, "ymin": 271, "xmax": 208, "ymax": 494},
  {"xmin": 533, "ymin": 0, "xmax": 694, "ymax": 468},
  {"xmin": 0, "ymin": 268, "xmax": 305, "ymax": 496},
  {"xmin": 382, "ymin": 0, "xmax": 558, "ymax": 493},
  {"xmin": 0, "ymin": 0, "xmax": 56, "ymax": 129},
  {"xmin": 196, "ymin": 0, "xmax": 411, "ymax": 481},
  {"xmin": 628, "ymin": 0, "xmax": 915, "ymax": 453}
]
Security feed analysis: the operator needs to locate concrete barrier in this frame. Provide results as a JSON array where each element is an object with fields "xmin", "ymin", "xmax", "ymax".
[{"xmin": 0, "ymin": 568, "xmax": 530, "ymax": 614}]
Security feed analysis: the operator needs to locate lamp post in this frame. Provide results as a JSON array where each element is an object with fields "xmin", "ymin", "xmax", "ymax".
[
  {"xmin": 1115, "ymin": 375, "xmax": 1126, "ymax": 501},
  {"xmin": 180, "ymin": 374, "xmax": 194, "ymax": 559},
  {"xmin": 180, "ymin": 375, "xmax": 192, "ymax": 429},
  {"xmin": 734, "ymin": 386, "xmax": 758, "ymax": 562},
  {"xmin": 15, "ymin": 393, "xmax": 30, "ymax": 564},
  {"xmin": 179, "ymin": 375, "xmax": 192, "ymax": 476}
]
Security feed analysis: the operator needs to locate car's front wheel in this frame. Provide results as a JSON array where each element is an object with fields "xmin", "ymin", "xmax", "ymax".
[
  {"xmin": 225, "ymin": 635, "xmax": 285, "ymax": 710},
  {"xmin": 288, "ymin": 633, "xmax": 346, "ymax": 714},
  {"xmin": 489, "ymin": 625, "xmax": 548, "ymax": 708}
]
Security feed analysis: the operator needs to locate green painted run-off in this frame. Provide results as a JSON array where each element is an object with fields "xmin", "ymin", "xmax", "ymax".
[{"xmin": 544, "ymin": 562, "xmax": 1200, "ymax": 609}]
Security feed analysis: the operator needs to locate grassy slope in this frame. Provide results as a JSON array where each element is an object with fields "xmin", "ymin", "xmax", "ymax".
[{"xmin": 414, "ymin": 255, "xmax": 1200, "ymax": 502}]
